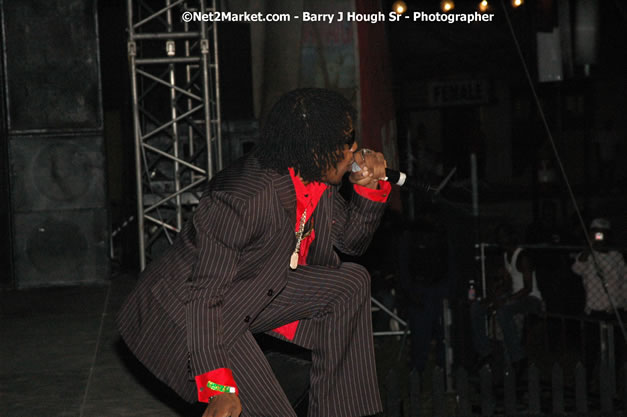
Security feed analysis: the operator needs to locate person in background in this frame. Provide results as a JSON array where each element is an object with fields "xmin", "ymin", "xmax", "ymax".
[
  {"xmin": 572, "ymin": 218, "xmax": 626, "ymax": 316},
  {"xmin": 470, "ymin": 224, "xmax": 543, "ymax": 374},
  {"xmin": 571, "ymin": 217, "xmax": 626, "ymax": 376}
]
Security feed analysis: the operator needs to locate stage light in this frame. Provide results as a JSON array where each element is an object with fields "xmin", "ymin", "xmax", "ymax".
[
  {"xmin": 441, "ymin": 0, "xmax": 454, "ymax": 12},
  {"xmin": 166, "ymin": 40, "xmax": 175, "ymax": 57},
  {"xmin": 512, "ymin": 0, "xmax": 523, "ymax": 7},
  {"xmin": 392, "ymin": 1, "xmax": 407, "ymax": 14},
  {"xmin": 479, "ymin": 0, "xmax": 489, "ymax": 12}
]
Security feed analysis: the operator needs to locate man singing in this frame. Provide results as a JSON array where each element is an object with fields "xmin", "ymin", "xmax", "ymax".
[{"xmin": 117, "ymin": 88, "xmax": 391, "ymax": 417}]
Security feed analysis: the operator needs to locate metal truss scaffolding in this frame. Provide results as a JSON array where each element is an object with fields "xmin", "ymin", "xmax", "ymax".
[{"xmin": 127, "ymin": 0, "xmax": 221, "ymax": 269}]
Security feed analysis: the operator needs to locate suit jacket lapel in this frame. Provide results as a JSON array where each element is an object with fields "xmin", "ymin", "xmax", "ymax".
[
  {"xmin": 270, "ymin": 169, "xmax": 339, "ymax": 267},
  {"xmin": 270, "ymin": 170, "xmax": 296, "ymax": 228},
  {"xmin": 307, "ymin": 186, "xmax": 341, "ymax": 267}
]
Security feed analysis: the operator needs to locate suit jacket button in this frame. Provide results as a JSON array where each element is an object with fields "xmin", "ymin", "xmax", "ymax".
[
  {"xmin": 267, "ymin": 289, "xmax": 274, "ymax": 296},
  {"xmin": 244, "ymin": 315, "xmax": 251, "ymax": 323}
]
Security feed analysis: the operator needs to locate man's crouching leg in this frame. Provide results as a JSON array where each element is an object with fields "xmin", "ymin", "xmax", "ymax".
[
  {"xmin": 294, "ymin": 263, "xmax": 383, "ymax": 417},
  {"xmin": 252, "ymin": 262, "xmax": 383, "ymax": 417}
]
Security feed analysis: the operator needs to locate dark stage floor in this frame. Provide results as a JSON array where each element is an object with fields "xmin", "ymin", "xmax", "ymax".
[
  {"xmin": 0, "ymin": 274, "xmax": 409, "ymax": 417},
  {"xmin": 1, "ymin": 275, "xmax": 210, "ymax": 416}
]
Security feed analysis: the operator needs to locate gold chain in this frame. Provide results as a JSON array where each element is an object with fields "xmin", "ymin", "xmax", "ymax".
[{"xmin": 290, "ymin": 209, "xmax": 307, "ymax": 270}]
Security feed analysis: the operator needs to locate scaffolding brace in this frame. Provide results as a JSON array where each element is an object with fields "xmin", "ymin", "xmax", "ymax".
[{"xmin": 127, "ymin": 0, "xmax": 221, "ymax": 269}]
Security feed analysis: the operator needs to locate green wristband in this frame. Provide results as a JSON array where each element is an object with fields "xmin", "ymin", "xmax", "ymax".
[{"xmin": 206, "ymin": 380, "xmax": 236, "ymax": 394}]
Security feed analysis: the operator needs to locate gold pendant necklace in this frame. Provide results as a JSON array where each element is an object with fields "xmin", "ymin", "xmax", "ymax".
[{"xmin": 290, "ymin": 209, "xmax": 307, "ymax": 270}]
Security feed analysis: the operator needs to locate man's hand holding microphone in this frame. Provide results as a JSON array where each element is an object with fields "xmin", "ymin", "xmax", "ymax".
[{"xmin": 349, "ymin": 148, "xmax": 387, "ymax": 189}]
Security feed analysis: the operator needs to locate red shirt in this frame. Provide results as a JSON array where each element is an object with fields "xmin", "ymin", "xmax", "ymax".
[
  {"xmin": 288, "ymin": 167, "xmax": 328, "ymax": 265},
  {"xmin": 271, "ymin": 169, "xmax": 391, "ymax": 340}
]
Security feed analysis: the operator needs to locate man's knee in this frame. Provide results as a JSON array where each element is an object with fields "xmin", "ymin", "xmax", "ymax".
[{"xmin": 339, "ymin": 262, "xmax": 371, "ymax": 299}]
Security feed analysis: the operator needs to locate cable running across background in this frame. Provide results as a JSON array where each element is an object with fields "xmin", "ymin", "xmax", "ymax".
[{"xmin": 500, "ymin": 0, "xmax": 627, "ymax": 343}]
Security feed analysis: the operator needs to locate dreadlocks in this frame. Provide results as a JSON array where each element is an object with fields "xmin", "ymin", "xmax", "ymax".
[{"xmin": 254, "ymin": 88, "xmax": 357, "ymax": 183}]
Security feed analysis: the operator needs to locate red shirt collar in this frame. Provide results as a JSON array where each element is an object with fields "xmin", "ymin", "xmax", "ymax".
[{"xmin": 287, "ymin": 168, "xmax": 327, "ymax": 217}]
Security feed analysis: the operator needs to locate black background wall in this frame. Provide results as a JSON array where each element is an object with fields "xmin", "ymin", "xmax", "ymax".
[{"xmin": 1, "ymin": 0, "xmax": 109, "ymax": 288}]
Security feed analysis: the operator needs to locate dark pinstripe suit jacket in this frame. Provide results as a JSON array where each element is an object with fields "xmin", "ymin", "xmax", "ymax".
[{"xmin": 117, "ymin": 154, "xmax": 388, "ymax": 402}]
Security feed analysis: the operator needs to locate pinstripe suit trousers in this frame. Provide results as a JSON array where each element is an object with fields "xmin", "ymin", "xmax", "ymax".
[{"xmin": 230, "ymin": 262, "xmax": 382, "ymax": 417}]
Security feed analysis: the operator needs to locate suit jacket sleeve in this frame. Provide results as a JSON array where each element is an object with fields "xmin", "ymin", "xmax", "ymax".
[
  {"xmin": 331, "ymin": 181, "xmax": 390, "ymax": 256},
  {"xmin": 186, "ymin": 189, "xmax": 255, "ymax": 377}
]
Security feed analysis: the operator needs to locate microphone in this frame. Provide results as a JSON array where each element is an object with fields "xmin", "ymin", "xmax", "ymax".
[
  {"xmin": 351, "ymin": 161, "xmax": 457, "ymax": 195},
  {"xmin": 351, "ymin": 162, "xmax": 431, "ymax": 192},
  {"xmin": 383, "ymin": 168, "xmax": 409, "ymax": 187},
  {"xmin": 385, "ymin": 169, "xmax": 435, "ymax": 192}
]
